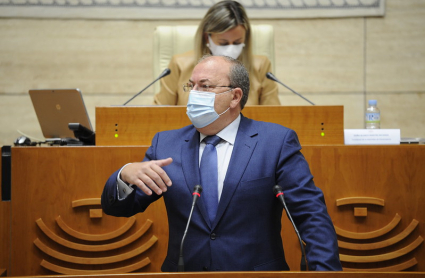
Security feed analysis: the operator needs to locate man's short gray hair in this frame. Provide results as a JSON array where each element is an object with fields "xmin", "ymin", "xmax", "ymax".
[{"xmin": 198, "ymin": 55, "xmax": 250, "ymax": 109}]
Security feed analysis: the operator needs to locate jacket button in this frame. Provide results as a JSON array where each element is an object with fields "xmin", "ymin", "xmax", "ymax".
[
  {"xmin": 108, "ymin": 196, "xmax": 115, "ymax": 204},
  {"xmin": 202, "ymin": 266, "xmax": 209, "ymax": 271},
  {"xmin": 210, "ymin": 233, "xmax": 216, "ymax": 240}
]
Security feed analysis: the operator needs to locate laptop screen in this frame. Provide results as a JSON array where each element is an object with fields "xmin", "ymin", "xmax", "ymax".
[{"xmin": 29, "ymin": 88, "xmax": 93, "ymax": 139}]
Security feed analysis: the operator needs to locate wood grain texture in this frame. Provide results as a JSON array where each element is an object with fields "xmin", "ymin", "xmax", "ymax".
[
  {"xmin": 344, "ymin": 258, "xmax": 418, "ymax": 272},
  {"xmin": 338, "ymin": 219, "xmax": 419, "ymax": 250},
  {"xmin": 90, "ymin": 209, "xmax": 103, "ymax": 218},
  {"xmin": 33, "ymin": 236, "xmax": 157, "ymax": 264},
  {"xmin": 7, "ymin": 145, "xmax": 425, "ymax": 275},
  {"xmin": 337, "ymin": 197, "xmax": 385, "ymax": 207},
  {"xmin": 340, "ymin": 236, "xmax": 423, "ymax": 263},
  {"xmin": 304, "ymin": 145, "xmax": 425, "ymax": 271},
  {"xmin": 335, "ymin": 214, "xmax": 401, "ymax": 239},
  {"xmin": 40, "ymin": 258, "xmax": 151, "ymax": 274},
  {"xmin": 56, "ymin": 215, "xmax": 136, "ymax": 241},
  {"xmin": 36, "ymin": 218, "xmax": 153, "ymax": 252},
  {"xmin": 72, "ymin": 198, "xmax": 101, "ymax": 207},
  {"xmin": 95, "ymin": 106, "xmax": 344, "ymax": 146},
  {"xmin": 10, "ymin": 146, "xmax": 164, "ymax": 275},
  {"xmin": 354, "ymin": 207, "xmax": 368, "ymax": 217},
  {"xmin": 0, "ymin": 202, "xmax": 9, "ymax": 273},
  {"xmin": 6, "ymin": 271, "xmax": 425, "ymax": 278}
]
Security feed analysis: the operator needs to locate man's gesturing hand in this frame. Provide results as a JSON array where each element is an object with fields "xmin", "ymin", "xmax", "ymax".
[{"xmin": 120, "ymin": 158, "xmax": 173, "ymax": 196}]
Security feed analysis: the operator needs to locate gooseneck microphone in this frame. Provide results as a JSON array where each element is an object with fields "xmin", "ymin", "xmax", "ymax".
[
  {"xmin": 123, "ymin": 68, "xmax": 171, "ymax": 105},
  {"xmin": 266, "ymin": 72, "xmax": 315, "ymax": 105},
  {"xmin": 178, "ymin": 185, "xmax": 203, "ymax": 272},
  {"xmin": 273, "ymin": 185, "xmax": 308, "ymax": 271}
]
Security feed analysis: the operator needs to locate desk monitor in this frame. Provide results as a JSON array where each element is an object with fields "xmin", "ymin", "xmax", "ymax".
[{"xmin": 29, "ymin": 88, "xmax": 93, "ymax": 139}]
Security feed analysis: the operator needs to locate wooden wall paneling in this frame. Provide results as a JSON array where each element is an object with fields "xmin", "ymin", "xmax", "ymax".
[
  {"xmin": 9, "ymin": 145, "xmax": 425, "ymax": 276},
  {"xmin": 95, "ymin": 106, "xmax": 344, "ymax": 146},
  {"xmin": 0, "ymin": 201, "xmax": 9, "ymax": 276},
  {"xmin": 9, "ymin": 146, "xmax": 168, "ymax": 276},
  {"xmin": 301, "ymin": 145, "xmax": 425, "ymax": 271},
  {"xmin": 244, "ymin": 105, "xmax": 344, "ymax": 145}
]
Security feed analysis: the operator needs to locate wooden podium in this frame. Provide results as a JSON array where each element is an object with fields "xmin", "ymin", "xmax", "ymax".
[
  {"xmin": 5, "ymin": 145, "xmax": 425, "ymax": 276},
  {"xmin": 95, "ymin": 105, "xmax": 344, "ymax": 146},
  {"xmin": 2, "ymin": 106, "xmax": 425, "ymax": 276},
  {"xmin": 4, "ymin": 272, "xmax": 425, "ymax": 278}
]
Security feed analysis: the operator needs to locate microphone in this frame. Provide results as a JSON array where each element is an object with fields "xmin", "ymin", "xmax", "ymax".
[
  {"xmin": 178, "ymin": 185, "xmax": 203, "ymax": 272},
  {"xmin": 273, "ymin": 185, "xmax": 308, "ymax": 271},
  {"xmin": 266, "ymin": 72, "xmax": 315, "ymax": 105},
  {"xmin": 123, "ymin": 68, "xmax": 171, "ymax": 105}
]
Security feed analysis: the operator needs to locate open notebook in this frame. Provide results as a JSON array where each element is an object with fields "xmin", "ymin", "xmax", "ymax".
[{"xmin": 29, "ymin": 88, "xmax": 93, "ymax": 140}]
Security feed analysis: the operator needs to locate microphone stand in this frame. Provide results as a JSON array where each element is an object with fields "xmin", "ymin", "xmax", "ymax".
[
  {"xmin": 123, "ymin": 68, "xmax": 171, "ymax": 105},
  {"xmin": 178, "ymin": 185, "xmax": 202, "ymax": 272},
  {"xmin": 266, "ymin": 72, "xmax": 315, "ymax": 105},
  {"xmin": 273, "ymin": 185, "xmax": 308, "ymax": 271}
]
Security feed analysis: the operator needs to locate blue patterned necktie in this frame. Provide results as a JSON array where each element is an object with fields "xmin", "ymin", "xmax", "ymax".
[{"xmin": 200, "ymin": 135, "xmax": 222, "ymax": 223}]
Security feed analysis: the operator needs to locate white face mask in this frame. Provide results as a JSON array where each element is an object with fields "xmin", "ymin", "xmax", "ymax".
[
  {"xmin": 186, "ymin": 90, "xmax": 231, "ymax": 128},
  {"xmin": 207, "ymin": 35, "xmax": 245, "ymax": 59}
]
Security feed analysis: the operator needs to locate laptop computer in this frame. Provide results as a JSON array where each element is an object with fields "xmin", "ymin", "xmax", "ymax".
[{"xmin": 29, "ymin": 88, "xmax": 93, "ymax": 141}]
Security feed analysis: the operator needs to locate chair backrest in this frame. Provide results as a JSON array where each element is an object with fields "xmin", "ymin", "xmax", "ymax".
[{"xmin": 152, "ymin": 24, "xmax": 275, "ymax": 94}]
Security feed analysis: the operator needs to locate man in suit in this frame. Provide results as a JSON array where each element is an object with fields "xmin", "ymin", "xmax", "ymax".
[{"xmin": 101, "ymin": 55, "xmax": 342, "ymax": 271}]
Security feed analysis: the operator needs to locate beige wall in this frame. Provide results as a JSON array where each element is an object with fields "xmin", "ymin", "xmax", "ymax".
[{"xmin": 0, "ymin": 0, "xmax": 424, "ymax": 147}]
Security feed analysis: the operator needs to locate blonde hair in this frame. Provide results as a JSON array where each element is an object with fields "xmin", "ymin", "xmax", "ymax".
[{"xmin": 194, "ymin": 0, "xmax": 253, "ymax": 72}]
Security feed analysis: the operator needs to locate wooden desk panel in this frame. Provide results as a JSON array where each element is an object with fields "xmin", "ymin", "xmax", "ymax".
[
  {"xmin": 302, "ymin": 146, "xmax": 425, "ymax": 272},
  {"xmin": 5, "ymin": 271, "xmax": 425, "ymax": 278},
  {"xmin": 0, "ymin": 150, "xmax": 10, "ymax": 274},
  {"xmin": 8, "ymin": 145, "xmax": 425, "ymax": 276},
  {"xmin": 0, "ymin": 201, "xmax": 9, "ymax": 273},
  {"xmin": 10, "ymin": 147, "xmax": 155, "ymax": 276},
  {"xmin": 95, "ymin": 106, "xmax": 344, "ymax": 146}
]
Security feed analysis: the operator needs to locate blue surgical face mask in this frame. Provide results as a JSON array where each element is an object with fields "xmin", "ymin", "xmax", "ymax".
[{"xmin": 186, "ymin": 90, "xmax": 231, "ymax": 128}]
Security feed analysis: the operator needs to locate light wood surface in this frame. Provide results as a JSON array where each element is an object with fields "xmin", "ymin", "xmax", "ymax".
[
  {"xmin": 0, "ymin": 202, "xmax": 9, "ymax": 271},
  {"xmin": 338, "ymin": 219, "xmax": 420, "ymax": 251},
  {"xmin": 6, "ymin": 145, "xmax": 425, "ymax": 276},
  {"xmin": 336, "ymin": 197, "xmax": 385, "ymax": 207},
  {"xmin": 95, "ymin": 106, "xmax": 344, "ymax": 146},
  {"xmin": 10, "ymin": 146, "xmax": 165, "ymax": 276},
  {"xmin": 35, "ymin": 218, "xmax": 153, "ymax": 252},
  {"xmin": 335, "ymin": 214, "xmax": 402, "ymax": 240},
  {"xmin": 4, "ymin": 271, "xmax": 425, "ymax": 278}
]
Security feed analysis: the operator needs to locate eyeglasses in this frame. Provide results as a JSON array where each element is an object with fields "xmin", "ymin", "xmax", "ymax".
[{"xmin": 183, "ymin": 83, "xmax": 234, "ymax": 93}]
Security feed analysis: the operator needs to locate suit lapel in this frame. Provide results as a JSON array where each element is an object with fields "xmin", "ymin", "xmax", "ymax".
[
  {"xmin": 212, "ymin": 115, "xmax": 258, "ymax": 229},
  {"xmin": 181, "ymin": 128, "xmax": 211, "ymax": 227}
]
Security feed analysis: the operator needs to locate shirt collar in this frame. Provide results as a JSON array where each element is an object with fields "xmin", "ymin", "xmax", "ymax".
[{"xmin": 199, "ymin": 114, "xmax": 241, "ymax": 145}]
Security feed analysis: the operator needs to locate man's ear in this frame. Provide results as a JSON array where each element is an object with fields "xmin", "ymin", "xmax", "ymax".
[{"xmin": 230, "ymin": 88, "xmax": 243, "ymax": 108}]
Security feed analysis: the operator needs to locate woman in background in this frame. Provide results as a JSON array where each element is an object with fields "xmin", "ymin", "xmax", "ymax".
[{"xmin": 153, "ymin": 0, "xmax": 280, "ymax": 105}]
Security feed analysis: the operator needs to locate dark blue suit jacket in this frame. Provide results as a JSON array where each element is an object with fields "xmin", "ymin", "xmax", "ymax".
[{"xmin": 101, "ymin": 115, "xmax": 342, "ymax": 271}]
